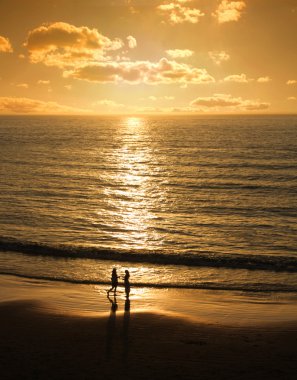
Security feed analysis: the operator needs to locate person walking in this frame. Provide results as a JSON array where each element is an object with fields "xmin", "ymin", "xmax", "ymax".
[
  {"xmin": 108, "ymin": 268, "xmax": 119, "ymax": 294},
  {"xmin": 124, "ymin": 269, "xmax": 130, "ymax": 299}
]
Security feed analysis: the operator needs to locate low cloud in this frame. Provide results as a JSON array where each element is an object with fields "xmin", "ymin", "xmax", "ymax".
[
  {"xmin": 287, "ymin": 96, "xmax": 296, "ymax": 101},
  {"xmin": 127, "ymin": 35, "xmax": 137, "ymax": 49},
  {"xmin": 191, "ymin": 94, "xmax": 241, "ymax": 108},
  {"xmin": 16, "ymin": 83, "xmax": 29, "ymax": 89},
  {"xmin": 0, "ymin": 35, "xmax": 13, "ymax": 53},
  {"xmin": 148, "ymin": 95, "xmax": 175, "ymax": 101},
  {"xmin": 223, "ymin": 74, "xmax": 270, "ymax": 83},
  {"xmin": 24, "ymin": 22, "xmax": 124, "ymax": 67},
  {"xmin": 94, "ymin": 99, "xmax": 124, "ymax": 108},
  {"xmin": 37, "ymin": 80, "xmax": 51, "ymax": 85},
  {"xmin": 223, "ymin": 73, "xmax": 251, "ymax": 83},
  {"xmin": 126, "ymin": 0, "xmax": 138, "ymax": 14},
  {"xmin": 287, "ymin": 79, "xmax": 297, "ymax": 85},
  {"xmin": 166, "ymin": 49, "xmax": 194, "ymax": 59},
  {"xmin": 24, "ymin": 24, "xmax": 214, "ymax": 87},
  {"xmin": 209, "ymin": 50, "xmax": 230, "ymax": 65},
  {"xmin": 213, "ymin": 1, "xmax": 246, "ymax": 24},
  {"xmin": 257, "ymin": 76, "xmax": 271, "ymax": 83},
  {"xmin": 65, "ymin": 57, "xmax": 215, "ymax": 85},
  {"xmin": 157, "ymin": 1, "xmax": 205, "ymax": 24},
  {"xmin": 0, "ymin": 96, "xmax": 89, "ymax": 114},
  {"xmin": 244, "ymin": 103, "xmax": 270, "ymax": 111},
  {"xmin": 190, "ymin": 93, "xmax": 269, "ymax": 111}
]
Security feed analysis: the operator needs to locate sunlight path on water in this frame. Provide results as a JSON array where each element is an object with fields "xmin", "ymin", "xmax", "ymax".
[{"xmin": 91, "ymin": 117, "xmax": 165, "ymax": 251}]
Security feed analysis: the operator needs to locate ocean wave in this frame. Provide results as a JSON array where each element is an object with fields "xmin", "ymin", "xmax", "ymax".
[
  {"xmin": 1, "ymin": 271, "xmax": 297, "ymax": 293},
  {"xmin": 1, "ymin": 238, "xmax": 297, "ymax": 273}
]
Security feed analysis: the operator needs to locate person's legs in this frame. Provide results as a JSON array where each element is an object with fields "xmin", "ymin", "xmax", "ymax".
[{"xmin": 108, "ymin": 285, "xmax": 114, "ymax": 294}]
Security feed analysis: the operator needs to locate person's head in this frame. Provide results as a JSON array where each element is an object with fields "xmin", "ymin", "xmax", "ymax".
[
  {"xmin": 112, "ymin": 268, "xmax": 117, "ymax": 273},
  {"xmin": 125, "ymin": 270, "xmax": 129, "ymax": 274}
]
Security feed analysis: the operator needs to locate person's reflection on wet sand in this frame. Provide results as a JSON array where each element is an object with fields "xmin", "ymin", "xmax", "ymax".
[
  {"xmin": 105, "ymin": 293, "xmax": 117, "ymax": 361},
  {"xmin": 125, "ymin": 298, "xmax": 130, "ymax": 312},
  {"xmin": 122, "ymin": 297, "xmax": 131, "ymax": 364},
  {"xmin": 122, "ymin": 270, "xmax": 131, "ymax": 362}
]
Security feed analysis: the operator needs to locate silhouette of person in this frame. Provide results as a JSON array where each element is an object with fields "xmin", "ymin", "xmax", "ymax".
[
  {"xmin": 108, "ymin": 268, "xmax": 119, "ymax": 294},
  {"xmin": 124, "ymin": 269, "xmax": 130, "ymax": 299}
]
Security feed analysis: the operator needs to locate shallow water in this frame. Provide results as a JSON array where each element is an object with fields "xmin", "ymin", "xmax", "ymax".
[{"xmin": 1, "ymin": 274, "xmax": 297, "ymax": 325}]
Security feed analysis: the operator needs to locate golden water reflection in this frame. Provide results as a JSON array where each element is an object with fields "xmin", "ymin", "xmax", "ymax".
[
  {"xmin": 124, "ymin": 117, "xmax": 144, "ymax": 128},
  {"xmin": 102, "ymin": 117, "xmax": 162, "ymax": 250}
]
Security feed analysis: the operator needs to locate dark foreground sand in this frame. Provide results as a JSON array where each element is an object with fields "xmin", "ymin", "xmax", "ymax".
[{"xmin": 1, "ymin": 300, "xmax": 297, "ymax": 380}]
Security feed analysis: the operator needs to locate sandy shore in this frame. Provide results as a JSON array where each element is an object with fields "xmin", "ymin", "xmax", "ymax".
[{"xmin": 1, "ymin": 298, "xmax": 297, "ymax": 380}]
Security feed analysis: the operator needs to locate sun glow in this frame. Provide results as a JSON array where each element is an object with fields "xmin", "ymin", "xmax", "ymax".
[{"xmin": 125, "ymin": 117, "xmax": 144, "ymax": 128}]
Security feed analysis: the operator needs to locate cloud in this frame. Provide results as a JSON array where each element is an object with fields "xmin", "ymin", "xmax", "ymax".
[
  {"xmin": 213, "ymin": 1, "xmax": 246, "ymax": 24},
  {"xmin": 126, "ymin": 0, "xmax": 138, "ymax": 14},
  {"xmin": 223, "ymin": 74, "xmax": 270, "ymax": 83},
  {"xmin": 223, "ymin": 73, "xmax": 251, "ymax": 83},
  {"xmin": 24, "ymin": 22, "xmax": 124, "ymax": 67},
  {"xmin": 190, "ymin": 93, "xmax": 269, "ymax": 111},
  {"xmin": 191, "ymin": 93, "xmax": 241, "ymax": 108},
  {"xmin": 0, "ymin": 35, "xmax": 13, "ymax": 53},
  {"xmin": 257, "ymin": 76, "xmax": 271, "ymax": 83},
  {"xmin": 37, "ymin": 80, "xmax": 52, "ymax": 92},
  {"xmin": 148, "ymin": 95, "xmax": 175, "ymax": 101},
  {"xmin": 157, "ymin": 1, "xmax": 205, "ymax": 24},
  {"xmin": 23, "ymin": 22, "xmax": 214, "ymax": 89},
  {"xmin": 37, "ymin": 80, "xmax": 50, "ymax": 85},
  {"xmin": 127, "ymin": 35, "xmax": 137, "ymax": 49},
  {"xmin": 94, "ymin": 99, "xmax": 124, "ymax": 108},
  {"xmin": 16, "ymin": 83, "xmax": 29, "ymax": 89},
  {"xmin": 166, "ymin": 49, "xmax": 194, "ymax": 59},
  {"xmin": 287, "ymin": 79, "xmax": 297, "ymax": 85},
  {"xmin": 244, "ymin": 103, "xmax": 270, "ymax": 111},
  {"xmin": 0, "ymin": 97, "xmax": 89, "ymax": 114},
  {"xmin": 209, "ymin": 50, "xmax": 230, "ymax": 65},
  {"xmin": 64, "ymin": 57, "xmax": 215, "ymax": 85},
  {"xmin": 287, "ymin": 96, "xmax": 296, "ymax": 101}
]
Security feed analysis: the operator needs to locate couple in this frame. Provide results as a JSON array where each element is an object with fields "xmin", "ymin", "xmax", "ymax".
[{"xmin": 108, "ymin": 268, "xmax": 130, "ymax": 298}]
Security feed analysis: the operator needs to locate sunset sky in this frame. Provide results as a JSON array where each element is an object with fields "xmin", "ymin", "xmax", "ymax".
[{"xmin": 0, "ymin": 0, "xmax": 296, "ymax": 115}]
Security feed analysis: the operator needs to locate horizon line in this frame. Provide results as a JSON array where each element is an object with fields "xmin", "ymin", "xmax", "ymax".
[{"xmin": 0, "ymin": 113, "xmax": 297, "ymax": 117}]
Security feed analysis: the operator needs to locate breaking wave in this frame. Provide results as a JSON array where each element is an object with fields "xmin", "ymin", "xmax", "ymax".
[{"xmin": 1, "ymin": 238, "xmax": 297, "ymax": 273}]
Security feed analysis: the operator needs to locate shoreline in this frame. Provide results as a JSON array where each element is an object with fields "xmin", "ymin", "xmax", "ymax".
[
  {"xmin": 1, "ymin": 273, "xmax": 297, "ymax": 325},
  {"xmin": 1, "ymin": 298, "xmax": 297, "ymax": 380}
]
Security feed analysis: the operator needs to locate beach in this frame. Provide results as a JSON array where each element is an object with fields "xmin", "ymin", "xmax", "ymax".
[{"xmin": 1, "ymin": 274, "xmax": 297, "ymax": 380}]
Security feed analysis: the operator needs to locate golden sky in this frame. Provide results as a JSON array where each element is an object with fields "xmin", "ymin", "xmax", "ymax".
[{"xmin": 0, "ymin": 0, "xmax": 296, "ymax": 115}]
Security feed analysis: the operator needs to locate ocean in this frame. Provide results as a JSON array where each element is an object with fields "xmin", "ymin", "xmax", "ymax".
[{"xmin": 1, "ymin": 115, "xmax": 297, "ymax": 293}]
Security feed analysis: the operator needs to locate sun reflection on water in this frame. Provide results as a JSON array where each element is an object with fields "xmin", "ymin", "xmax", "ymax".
[
  {"xmin": 124, "ymin": 117, "xmax": 144, "ymax": 128},
  {"xmin": 100, "ymin": 117, "xmax": 162, "ymax": 250}
]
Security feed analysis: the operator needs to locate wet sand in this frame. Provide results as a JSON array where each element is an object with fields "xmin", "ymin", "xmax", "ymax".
[{"xmin": 1, "ymin": 298, "xmax": 297, "ymax": 380}]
